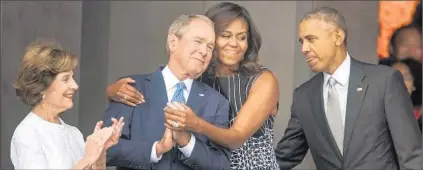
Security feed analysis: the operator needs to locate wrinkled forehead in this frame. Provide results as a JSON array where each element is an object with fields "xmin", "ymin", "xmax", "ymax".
[
  {"xmin": 299, "ymin": 19, "xmax": 334, "ymax": 38},
  {"xmin": 187, "ymin": 20, "xmax": 214, "ymax": 36},
  {"xmin": 180, "ymin": 22, "xmax": 215, "ymax": 47}
]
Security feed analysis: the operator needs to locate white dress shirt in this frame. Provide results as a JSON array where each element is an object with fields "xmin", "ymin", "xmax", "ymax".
[
  {"xmin": 150, "ymin": 66, "xmax": 196, "ymax": 162},
  {"xmin": 323, "ymin": 53, "xmax": 351, "ymax": 128},
  {"xmin": 10, "ymin": 112, "xmax": 85, "ymax": 169}
]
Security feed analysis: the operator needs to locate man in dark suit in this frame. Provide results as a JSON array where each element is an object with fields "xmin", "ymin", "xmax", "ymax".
[
  {"xmin": 275, "ymin": 7, "xmax": 423, "ymax": 170},
  {"xmin": 103, "ymin": 14, "xmax": 230, "ymax": 170}
]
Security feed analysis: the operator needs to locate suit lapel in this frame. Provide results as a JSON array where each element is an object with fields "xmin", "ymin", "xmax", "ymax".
[
  {"xmin": 186, "ymin": 81, "xmax": 208, "ymax": 117},
  {"xmin": 145, "ymin": 68, "xmax": 169, "ymax": 113},
  {"xmin": 309, "ymin": 73, "xmax": 343, "ymax": 161},
  {"xmin": 343, "ymin": 59, "xmax": 368, "ymax": 155}
]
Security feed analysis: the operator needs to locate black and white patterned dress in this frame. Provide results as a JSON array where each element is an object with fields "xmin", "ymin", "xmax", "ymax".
[{"xmin": 199, "ymin": 68, "xmax": 279, "ymax": 170}]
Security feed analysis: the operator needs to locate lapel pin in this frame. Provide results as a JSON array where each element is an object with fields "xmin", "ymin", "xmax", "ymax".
[
  {"xmin": 199, "ymin": 93, "xmax": 204, "ymax": 96},
  {"xmin": 357, "ymin": 87, "xmax": 362, "ymax": 91}
]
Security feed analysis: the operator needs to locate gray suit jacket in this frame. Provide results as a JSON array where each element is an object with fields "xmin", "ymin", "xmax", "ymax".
[
  {"xmin": 275, "ymin": 58, "xmax": 423, "ymax": 170},
  {"xmin": 103, "ymin": 68, "xmax": 231, "ymax": 170}
]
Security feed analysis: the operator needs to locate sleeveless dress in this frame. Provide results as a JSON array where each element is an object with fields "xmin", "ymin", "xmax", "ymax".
[{"xmin": 199, "ymin": 68, "xmax": 279, "ymax": 170}]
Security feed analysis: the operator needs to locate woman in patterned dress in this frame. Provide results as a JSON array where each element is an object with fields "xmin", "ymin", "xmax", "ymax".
[{"xmin": 106, "ymin": 2, "xmax": 280, "ymax": 169}]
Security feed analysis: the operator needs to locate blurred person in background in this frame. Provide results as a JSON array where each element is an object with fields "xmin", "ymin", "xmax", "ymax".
[
  {"xmin": 391, "ymin": 59, "xmax": 422, "ymax": 131},
  {"xmin": 379, "ymin": 24, "xmax": 422, "ymax": 65},
  {"xmin": 380, "ymin": 24, "xmax": 422, "ymax": 113}
]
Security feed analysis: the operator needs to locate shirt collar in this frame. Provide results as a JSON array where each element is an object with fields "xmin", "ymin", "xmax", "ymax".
[
  {"xmin": 161, "ymin": 65, "xmax": 193, "ymax": 93},
  {"xmin": 323, "ymin": 52, "xmax": 351, "ymax": 87}
]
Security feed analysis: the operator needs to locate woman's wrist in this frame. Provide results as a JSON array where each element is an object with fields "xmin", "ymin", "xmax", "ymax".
[
  {"xmin": 78, "ymin": 157, "xmax": 96, "ymax": 170},
  {"xmin": 92, "ymin": 153, "xmax": 106, "ymax": 170},
  {"xmin": 94, "ymin": 152, "xmax": 106, "ymax": 164},
  {"xmin": 195, "ymin": 118, "xmax": 206, "ymax": 134}
]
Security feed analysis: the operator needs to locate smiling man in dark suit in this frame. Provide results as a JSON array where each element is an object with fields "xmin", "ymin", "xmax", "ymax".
[{"xmin": 103, "ymin": 14, "xmax": 230, "ymax": 170}]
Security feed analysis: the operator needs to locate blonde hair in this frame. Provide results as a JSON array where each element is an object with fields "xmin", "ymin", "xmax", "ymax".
[{"xmin": 14, "ymin": 40, "xmax": 78, "ymax": 106}]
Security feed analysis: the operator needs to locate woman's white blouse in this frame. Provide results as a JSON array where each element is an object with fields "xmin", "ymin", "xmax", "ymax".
[{"xmin": 10, "ymin": 112, "xmax": 85, "ymax": 169}]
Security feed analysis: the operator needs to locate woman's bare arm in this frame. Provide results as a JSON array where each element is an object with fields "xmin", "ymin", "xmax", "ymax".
[{"xmin": 197, "ymin": 71, "xmax": 279, "ymax": 149}]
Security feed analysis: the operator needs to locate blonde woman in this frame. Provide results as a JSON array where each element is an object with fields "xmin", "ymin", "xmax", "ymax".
[{"xmin": 11, "ymin": 42, "xmax": 124, "ymax": 169}]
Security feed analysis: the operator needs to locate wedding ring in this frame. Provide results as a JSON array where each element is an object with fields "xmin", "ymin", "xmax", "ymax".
[
  {"xmin": 172, "ymin": 121, "xmax": 179, "ymax": 128},
  {"xmin": 124, "ymin": 94, "xmax": 127, "ymax": 100}
]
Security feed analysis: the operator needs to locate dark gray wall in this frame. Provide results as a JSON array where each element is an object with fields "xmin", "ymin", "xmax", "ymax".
[
  {"xmin": 0, "ymin": 2, "xmax": 82, "ymax": 168},
  {"xmin": 0, "ymin": 1, "xmax": 379, "ymax": 169},
  {"xmin": 79, "ymin": 1, "xmax": 111, "ymax": 139}
]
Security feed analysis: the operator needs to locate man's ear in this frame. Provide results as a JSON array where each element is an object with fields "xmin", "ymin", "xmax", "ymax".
[
  {"xmin": 167, "ymin": 32, "xmax": 178, "ymax": 52},
  {"xmin": 334, "ymin": 28, "xmax": 346, "ymax": 46}
]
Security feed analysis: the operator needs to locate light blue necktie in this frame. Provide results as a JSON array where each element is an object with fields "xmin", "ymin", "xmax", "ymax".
[
  {"xmin": 170, "ymin": 82, "xmax": 186, "ymax": 155},
  {"xmin": 171, "ymin": 82, "xmax": 186, "ymax": 103}
]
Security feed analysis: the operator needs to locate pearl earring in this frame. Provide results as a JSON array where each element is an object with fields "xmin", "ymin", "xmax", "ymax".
[{"xmin": 42, "ymin": 94, "xmax": 46, "ymax": 100}]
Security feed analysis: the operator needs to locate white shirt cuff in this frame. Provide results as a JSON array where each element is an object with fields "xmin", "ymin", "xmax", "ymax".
[
  {"xmin": 150, "ymin": 141, "xmax": 162, "ymax": 163},
  {"xmin": 178, "ymin": 133, "xmax": 195, "ymax": 158}
]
